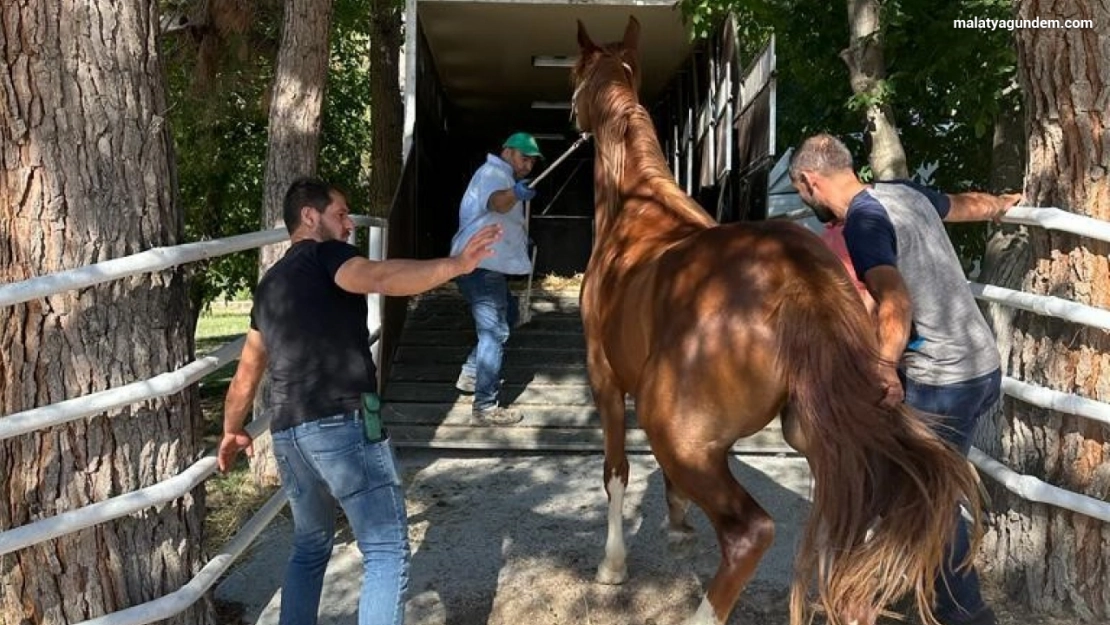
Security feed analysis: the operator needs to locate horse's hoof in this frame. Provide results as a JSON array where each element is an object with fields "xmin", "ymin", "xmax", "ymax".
[{"xmin": 595, "ymin": 562, "xmax": 627, "ymax": 585}]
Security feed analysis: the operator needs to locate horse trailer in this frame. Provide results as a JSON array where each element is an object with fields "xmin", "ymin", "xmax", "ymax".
[{"xmin": 394, "ymin": 0, "xmax": 791, "ymax": 274}]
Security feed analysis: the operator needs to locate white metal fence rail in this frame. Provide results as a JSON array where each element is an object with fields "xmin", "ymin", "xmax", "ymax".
[
  {"xmin": 1001, "ymin": 205, "xmax": 1110, "ymax": 244},
  {"xmin": 0, "ymin": 411, "xmax": 268, "ymax": 556},
  {"xmin": 1, "ymin": 216, "xmax": 383, "ymax": 625},
  {"xmin": 964, "ymin": 207, "xmax": 1110, "ymax": 522},
  {"xmin": 0, "ymin": 337, "xmax": 247, "ymax": 442},
  {"xmin": 969, "ymin": 448, "xmax": 1110, "ymax": 524},
  {"xmin": 0, "ymin": 230, "xmax": 283, "ymax": 309},
  {"xmin": 1, "ymin": 208, "xmax": 1108, "ymax": 624},
  {"xmin": 76, "ymin": 491, "xmax": 289, "ymax": 625},
  {"xmin": 968, "ymin": 283, "xmax": 1110, "ymax": 332}
]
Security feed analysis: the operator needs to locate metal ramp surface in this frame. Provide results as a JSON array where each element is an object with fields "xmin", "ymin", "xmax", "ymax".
[{"xmin": 382, "ymin": 287, "xmax": 791, "ymax": 453}]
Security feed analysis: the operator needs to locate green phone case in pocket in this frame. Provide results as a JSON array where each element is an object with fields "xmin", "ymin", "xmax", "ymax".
[{"xmin": 361, "ymin": 392, "xmax": 383, "ymax": 442}]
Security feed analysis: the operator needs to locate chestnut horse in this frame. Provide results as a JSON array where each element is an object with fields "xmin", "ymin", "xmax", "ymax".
[{"xmin": 573, "ymin": 17, "xmax": 981, "ymax": 625}]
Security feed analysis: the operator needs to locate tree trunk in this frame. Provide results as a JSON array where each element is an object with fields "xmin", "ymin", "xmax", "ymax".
[
  {"xmin": 976, "ymin": 2, "xmax": 1110, "ymax": 620},
  {"xmin": 988, "ymin": 89, "xmax": 1025, "ymax": 195},
  {"xmin": 251, "ymin": 0, "xmax": 334, "ymax": 487},
  {"xmin": 840, "ymin": 0, "xmax": 908, "ymax": 179},
  {"xmin": 0, "ymin": 3, "xmax": 209, "ymax": 625},
  {"xmin": 368, "ymin": 0, "xmax": 404, "ymax": 218}
]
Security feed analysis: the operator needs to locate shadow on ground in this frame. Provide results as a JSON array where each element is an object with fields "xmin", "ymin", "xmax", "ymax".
[{"xmin": 215, "ymin": 450, "xmax": 812, "ymax": 625}]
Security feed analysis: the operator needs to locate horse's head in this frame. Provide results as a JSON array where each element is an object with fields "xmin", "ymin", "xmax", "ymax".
[{"xmin": 571, "ymin": 16, "xmax": 642, "ymax": 133}]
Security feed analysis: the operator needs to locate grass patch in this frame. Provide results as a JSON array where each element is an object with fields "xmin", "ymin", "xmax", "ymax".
[
  {"xmin": 204, "ymin": 467, "xmax": 279, "ymax": 555},
  {"xmin": 196, "ymin": 302, "xmax": 251, "ymax": 443},
  {"xmin": 196, "ymin": 301, "xmax": 252, "ymax": 355}
]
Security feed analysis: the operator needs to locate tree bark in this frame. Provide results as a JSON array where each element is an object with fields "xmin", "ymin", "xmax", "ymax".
[
  {"xmin": 840, "ymin": 0, "xmax": 909, "ymax": 179},
  {"xmin": 988, "ymin": 89, "xmax": 1026, "ymax": 195},
  {"xmin": 251, "ymin": 0, "xmax": 335, "ymax": 486},
  {"xmin": 976, "ymin": 1, "xmax": 1109, "ymax": 620},
  {"xmin": 368, "ymin": 0, "xmax": 404, "ymax": 218},
  {"xmin": 0, "ymin": 3, "xmax": 209, "ymax": 624}
]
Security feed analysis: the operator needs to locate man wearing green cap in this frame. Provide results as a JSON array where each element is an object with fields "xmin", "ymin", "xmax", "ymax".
[{"xmin": 449, "ymin": 132, "xmax": 543, "ymax": 425}]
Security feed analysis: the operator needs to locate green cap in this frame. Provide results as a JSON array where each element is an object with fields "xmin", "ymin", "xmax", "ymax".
[{"xmin": 503, "ymin": 132, "xmax": 543, "ymax": 159}]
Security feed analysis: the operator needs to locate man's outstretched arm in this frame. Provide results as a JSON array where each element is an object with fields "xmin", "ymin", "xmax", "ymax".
[
  {"xmin": 334, "ymin": 224, "xmax": 502, "ymax": 296},
  {"xmin": 944, "ymin": 192, "xmax": 1022, "ymax": 223}
]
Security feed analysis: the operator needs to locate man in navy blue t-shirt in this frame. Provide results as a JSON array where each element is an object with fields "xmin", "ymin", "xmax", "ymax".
[
  {"xmin": 217, "ymin": 177, "xmax": 501, "ymax": 625},
  {"xmin": 789, "ymin": 134, "xmax": 1020, "ymax": 625}
]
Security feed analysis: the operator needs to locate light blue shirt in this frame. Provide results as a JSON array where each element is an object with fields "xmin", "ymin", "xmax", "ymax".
[{"xmin": 450, "ymin": 154, "xmax": 533, "ymax": 275}]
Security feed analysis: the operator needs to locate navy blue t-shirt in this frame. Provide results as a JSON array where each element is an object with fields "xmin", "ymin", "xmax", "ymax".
[{"xmin": 250, "ymin": 240, "xmax": 377, "ymax": 431}]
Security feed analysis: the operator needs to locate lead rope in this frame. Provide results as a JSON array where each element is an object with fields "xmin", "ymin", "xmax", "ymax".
[{"xmin": 518, "ymin": 132, "xmax": 592, "ymax": 326}]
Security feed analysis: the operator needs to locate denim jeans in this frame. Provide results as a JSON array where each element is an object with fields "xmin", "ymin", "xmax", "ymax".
[
  {"xmin": 456, "ymin": 268, "xmax": 512, "ymax": 411},
  {"xmin": 903, "ymin": 368, "xmax": 1001, "ymax": 624},
  {"xmin": 271, "ymin": 413, "xmax": 410, "ymax": 625}
]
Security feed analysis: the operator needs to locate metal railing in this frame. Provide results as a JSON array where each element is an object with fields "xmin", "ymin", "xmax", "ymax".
[
  {"xmin": 0, "ymin": 215, "xmax": 385, "ymax": 625},
  {"xmin": 0, "ymin": 337, "xmax": 247, "ymax": 442},
  {"xmin": 1001, "ymin": 205, "xmax": 1110, "ymax": 244},
  {"xmin": 965, "ymin": 207, "xmax": 1110, "ymax": 521},
  {"xmin": 2, "ymin": 202, "xmax": 1109, "ymax": 623},
  {"xmin": 0, "ymin": 413, "xmax": 270, "ymax": 556},
  {"xmin": 76, "ymin": 491, "xmax": 289, "ymax": 625}
]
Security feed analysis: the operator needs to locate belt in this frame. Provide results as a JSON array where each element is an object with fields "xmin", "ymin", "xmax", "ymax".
[
  {"xmin": 273, "ymin": 409, "xmax": 361, "ymax": 433},
  {"xmin": 314, "ymin": 410, "xmax": 362, "ymax": 425}
]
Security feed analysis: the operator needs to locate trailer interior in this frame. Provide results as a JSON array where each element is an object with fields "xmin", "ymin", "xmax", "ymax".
[{"xmin": 396, "ymin": 0, "xmax": 780, "ymax": 275}]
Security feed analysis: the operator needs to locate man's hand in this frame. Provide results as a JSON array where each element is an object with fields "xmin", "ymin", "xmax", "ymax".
[
  {"xmin": 513, "ymin": 180, "xmax": 537, "ymax": 203},
  {"xmin": 217, "ymin": 431, "xmax": 254, "ymax": 473},
  {"xmin": 877, "ymin": 361, "xmax": 904, "ymax": 408},
  {"xmin": 455, "ymin": 224, "xmax": 502, "ymax": 274},
  {"xmin": 992, "ymin": 193, "xmax": 1022, "ymax": 223}
]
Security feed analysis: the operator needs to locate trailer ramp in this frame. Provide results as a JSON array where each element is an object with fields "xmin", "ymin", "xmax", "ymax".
[{"xmin": 382, "ymin": 287, "xmax": 792, "ymax": 454}]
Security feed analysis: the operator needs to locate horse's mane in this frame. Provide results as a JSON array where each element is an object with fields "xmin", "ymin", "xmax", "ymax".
[{"xmin": 573, "ymin": 44, "xmax": 713, "ymax": 234}]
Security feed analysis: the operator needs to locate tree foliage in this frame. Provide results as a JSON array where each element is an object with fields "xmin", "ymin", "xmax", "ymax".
[
  {"xmin": 319, "ymin": 0, "xmax": 374, "ymax": 196},
  {"xmin": 682, "ymin": 0, "xmax": 1015, "ymax": 184},
  {"xmin": 162, "ymin": 0, "xmax": 374, "ymax": 309},
  {"xmin": 681, "ymin": 0, "xmax": 859, "ymax": 152},
  {"xmin": 680, "ymin": 0, "xmax": 1018, "ymax": 268}
]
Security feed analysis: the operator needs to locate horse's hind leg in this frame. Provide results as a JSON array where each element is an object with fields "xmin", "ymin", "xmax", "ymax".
[
  {"xmin": 656, "ymin": 448, "xmax": 775, "ymax": 625},
  {"xmin": 587, "ymin": 352, "xmax": 630, "ymax": 585},
  {"xmin": 663, "ymin": 474, "xmax": 696, "ymax": 543}
]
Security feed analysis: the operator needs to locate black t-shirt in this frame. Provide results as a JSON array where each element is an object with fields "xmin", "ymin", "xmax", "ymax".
[{"xmin": 250, "ymin": 239, "xmax": 377, "ymax": 431}]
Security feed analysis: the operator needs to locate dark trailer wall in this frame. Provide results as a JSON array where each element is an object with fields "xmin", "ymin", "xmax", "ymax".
[
  {"xmin": 400, "ymin": 0, "xmax": 693, "ymax": 275},
  {"xmin": 399, "ymin": 0, "xmax": 777, "ymax": 275}
]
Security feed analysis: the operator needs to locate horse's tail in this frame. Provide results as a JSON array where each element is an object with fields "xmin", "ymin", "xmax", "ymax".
[{"xmin": 773, "ymin": 257, "xmax": 982, "ymax": 625}]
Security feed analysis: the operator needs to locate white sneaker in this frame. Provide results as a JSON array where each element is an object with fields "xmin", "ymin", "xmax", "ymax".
[{"xmin": 472, "ymin": 406, "xmax": 523, "ymax": 426}]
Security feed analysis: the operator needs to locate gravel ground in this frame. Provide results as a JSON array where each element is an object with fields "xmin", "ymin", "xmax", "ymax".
[{"xmin": 214, "ymin": 450, "xmax": 1076, "ymax": 625}]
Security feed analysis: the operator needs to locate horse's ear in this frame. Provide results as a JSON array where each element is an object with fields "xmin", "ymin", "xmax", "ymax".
[
  {"xmin": 622, "ymin": 15, "xmax": 641, "ymax": 50},
  {"xmin": 577, "ymin": 20, "xmax": 599, "ymax": 53}
]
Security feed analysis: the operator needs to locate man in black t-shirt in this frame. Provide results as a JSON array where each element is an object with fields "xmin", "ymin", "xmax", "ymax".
[{"xmin": 217, "ymin": 177, "xmax": 500, "ymax": 625}]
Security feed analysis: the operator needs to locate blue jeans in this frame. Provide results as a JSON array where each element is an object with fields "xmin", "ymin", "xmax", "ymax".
[
  {"xmin": 271, "ymin": 413, "xmax": 410, "ymax": 625},
  {"xmin": 903, "ymin": 368, "xmax": 1001, "ymax": 624},
  {"xmin": 456, "ymin": 269, "xmax": 513, "ymax": 411}
]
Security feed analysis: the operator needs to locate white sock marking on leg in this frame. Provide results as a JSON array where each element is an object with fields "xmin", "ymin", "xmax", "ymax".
[
  {"xmin": 682, "ymin": 596, "xmax": 721, "ymax": 625},
  {"xmin": 597, "ymin": 475, "xmax": 627, "ymax": 583}
]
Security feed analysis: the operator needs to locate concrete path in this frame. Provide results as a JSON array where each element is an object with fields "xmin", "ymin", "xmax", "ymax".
[{"xmin": 214, "ymin": 450, "xmax": 813, "ymax": 625}]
